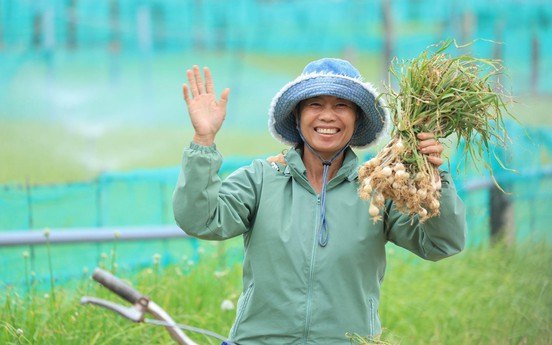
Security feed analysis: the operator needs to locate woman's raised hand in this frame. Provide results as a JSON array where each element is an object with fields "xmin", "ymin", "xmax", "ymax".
[{"xmin": 182, "ymin": 65, "xmax": 230, "ymax": 146}]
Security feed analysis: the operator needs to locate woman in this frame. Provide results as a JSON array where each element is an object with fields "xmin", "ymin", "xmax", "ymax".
[{"xmin": 173, "ymin": 58, "xmax": 466, "ymax": 344}]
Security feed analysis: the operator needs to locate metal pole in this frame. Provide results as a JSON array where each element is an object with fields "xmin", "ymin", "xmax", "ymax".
[
  {"xmin": 25, "ymin": 178, "xmax": 36, "ymax": 275},
  {"xmin": 0, "ymin": 225, "xmax": 189, "ymax": 247}
]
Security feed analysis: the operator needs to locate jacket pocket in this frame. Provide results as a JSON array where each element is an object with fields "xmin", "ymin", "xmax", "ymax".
[{"xmin": 229, "ymin": 281, "xmax": 255, "ymax": 339}]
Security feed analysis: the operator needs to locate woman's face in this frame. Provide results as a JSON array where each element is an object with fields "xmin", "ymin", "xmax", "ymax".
[{"xmin": 298, "ymin": 95, "xmax": 357, "ymax": 160}]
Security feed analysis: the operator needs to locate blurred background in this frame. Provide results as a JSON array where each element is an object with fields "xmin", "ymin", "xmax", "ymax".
[{"xmin": 1, "ymin": 0, "xmax": 551, "ymax": 288}]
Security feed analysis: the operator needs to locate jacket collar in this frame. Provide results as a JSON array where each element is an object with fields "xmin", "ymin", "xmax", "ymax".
[{"xmin": 284, "ymin": 146, "xmax": 359, "ymax": 191}]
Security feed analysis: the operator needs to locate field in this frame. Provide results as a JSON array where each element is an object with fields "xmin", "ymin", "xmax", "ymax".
[
  {"xmin": 1, "ymin": 51, "xmax": 552, "ymax": 344},
  {"xmin": 1, "ymin": 239, "xmax": 550, "ymax": 345},
  {"xmin": 2, "ymin": 49, "xmax": 551, "ymax": 185},
  {"xmin": 0, "ymin": 120, "xmax": 286, "ymax": 184}
]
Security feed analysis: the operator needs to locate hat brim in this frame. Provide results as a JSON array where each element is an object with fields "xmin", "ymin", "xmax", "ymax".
[{"xmin": 268, "ymin": 73, "xmax": 389, "ymax": 149}]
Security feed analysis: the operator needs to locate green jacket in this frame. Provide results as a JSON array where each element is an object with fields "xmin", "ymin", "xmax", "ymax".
[{"xmin": 173, "ymin": 142, "xmax": 466, "ymax": 345}]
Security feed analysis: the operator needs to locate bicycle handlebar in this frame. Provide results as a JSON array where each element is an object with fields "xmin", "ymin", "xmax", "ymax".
[
  {"xmin": 80, "ymin": 296, "xmax": 145, "ymax": 322},
  {"xmin": 84, "ymin": 268, "xmax": 211, "ymax": 345},
  {"xmin": 92, "ymin": 268, "xmax": 143, "ymax": 304}
]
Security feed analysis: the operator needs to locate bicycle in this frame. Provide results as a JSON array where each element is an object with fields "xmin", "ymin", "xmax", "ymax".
[{"xmin": 81, "ymin": 267, "xmax": 233, "ymax": 345}]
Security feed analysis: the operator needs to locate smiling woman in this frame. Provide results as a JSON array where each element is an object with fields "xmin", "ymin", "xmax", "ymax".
[{"xmin": 172, "ymin": 58, "xmax": 467, "ymax": 344}]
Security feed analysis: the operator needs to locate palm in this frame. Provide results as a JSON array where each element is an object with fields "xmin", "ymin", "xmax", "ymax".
[{"xmin": 187, "ymin": 92, "xmax": 226, "ymax": 135}]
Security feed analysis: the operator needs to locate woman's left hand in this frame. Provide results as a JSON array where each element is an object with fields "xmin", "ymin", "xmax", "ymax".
[
  {"xmin": 417, "ymin": 132, "xmax": 444, "ymax": 189},
  {"xmin": 417, "ymin": 132, "xmax": 444, "ymax": 168}
]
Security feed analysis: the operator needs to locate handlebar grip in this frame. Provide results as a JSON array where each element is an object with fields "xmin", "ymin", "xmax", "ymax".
[{"xmin": 92, "ymin": 268, "xmax": 143, "ymax": 304}]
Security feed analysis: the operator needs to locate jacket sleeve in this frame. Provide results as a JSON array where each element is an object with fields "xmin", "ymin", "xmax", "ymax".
[
  {"xmin": 172, "ymin": 142, "xmax": 260, "ymax": 241},
  {"xmin": 384, "ymin": 171, "xmax": 467, "ymax": 261}
]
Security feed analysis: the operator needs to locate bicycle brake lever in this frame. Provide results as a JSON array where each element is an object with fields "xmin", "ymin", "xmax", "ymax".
[{"xmin": 80, "ymin": 296, "xmax": 149, "ymax": 322}]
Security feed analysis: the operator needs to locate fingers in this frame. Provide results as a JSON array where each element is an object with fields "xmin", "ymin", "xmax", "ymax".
[
  {"xmin": 417, "ymin": 132, "xmax": 444, "ymax": 167},
  {"xmin": 193, "ymin": 65, "xmax": 204, "ymax": 95},
  {"xmin": 219, "ymin": 88, "xmax": 230, "ymax": 107},
  {"xmin": 186, "ymin": 67, "xmax": 199, "ymax": 97},
  {"xmin": 185, "ymin": 66, "xmax": 221, "ymax": 98},
  {"xmin": 426, "ymin": 154, "xmax": 444, "ymax": 167},
  {"xmin": 182, "ymin": 84, "xmax": 191, "ymax": 104},
  {"xmin": 183, "ymin": 66, "xmax": 229, "ymax": 110},
  {"xmin": 266, "ymin": 153, "xmax": 285, "ymax": 164},
  {"xmin": 186, "ymin": 65, "xmax": 208, "ymax": 97},
  {"xmin": 417, "ymin": 132, "xmax": 443, "ymax": 153},
  {"xmin": 204, "ymin": 67, "xmax": 214, "ymax": 94},
  {"xmin": 416, "ymin": 132, "xmax": 434, "ymax": 140},
  {"xmin": 418, "ymin": 138, "xmax": 443, "ymax": 153}
]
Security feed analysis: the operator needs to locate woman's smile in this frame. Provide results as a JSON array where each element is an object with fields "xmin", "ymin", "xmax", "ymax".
[{"xmin": 315, "ymin": 127, "xmax": 340, "ymax": 135}]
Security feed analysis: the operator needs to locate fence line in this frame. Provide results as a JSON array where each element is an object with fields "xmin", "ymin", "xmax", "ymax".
[
  {"xmin": 0, "ymin": 158, "xmax": 253, "ymax": 231},
  {"xmin": 2, "ymin": 165, "xmax": 551, "ymax": 247},
  {"xmin": 0, "ymin": 225, "xmax": 187, "ymax": 247}
]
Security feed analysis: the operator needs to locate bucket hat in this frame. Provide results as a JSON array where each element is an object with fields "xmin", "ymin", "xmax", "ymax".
[{"xmin": 268, "ymin": 58, "xmax": 389, "ymax": 149}]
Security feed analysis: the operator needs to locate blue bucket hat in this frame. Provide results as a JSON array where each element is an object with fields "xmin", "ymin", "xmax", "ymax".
[{"xmin": 268, "ymin": 58, "xmax": 389, "ymax": 149}]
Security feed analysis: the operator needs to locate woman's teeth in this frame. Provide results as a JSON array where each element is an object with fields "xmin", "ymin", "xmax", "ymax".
[{"xmin": 316, "ymin": 128, "xmax": 338, "ymax": 134}]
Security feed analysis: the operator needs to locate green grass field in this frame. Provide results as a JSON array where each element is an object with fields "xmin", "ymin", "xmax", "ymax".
[{"xmin": 1, "ymin": 239, "xmax": 550, "ymax": 345}]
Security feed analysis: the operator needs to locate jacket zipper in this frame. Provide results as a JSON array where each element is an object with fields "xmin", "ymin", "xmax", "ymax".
[
  {"xmin": 229, "ymin": 281, "xmax": 255, "ymax": 339},
  {"xmin": 368, "ymin": 297, "xmax": 375, "ymax": 336},
  {"xmin": 302, "ymin": 195, "xmax": 321, "ymax": 344}
]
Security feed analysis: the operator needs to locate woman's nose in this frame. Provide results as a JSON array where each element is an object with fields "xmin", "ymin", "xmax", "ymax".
[{"xmin": 318, "ymin": 105, "xmax": 336, "ymax": 120}]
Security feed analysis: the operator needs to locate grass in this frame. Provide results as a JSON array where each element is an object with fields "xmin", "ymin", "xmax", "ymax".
[
  {"xmin": 1, "ymin": 239, "xmax": 244, "ymax": 345},
  {"xmin": 380, "ymin": 241, "xmax": 552, "ymax": 344},
  {"xmin": 1, "ymin": 239, "xmax": 550, "ymax": 345}
]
